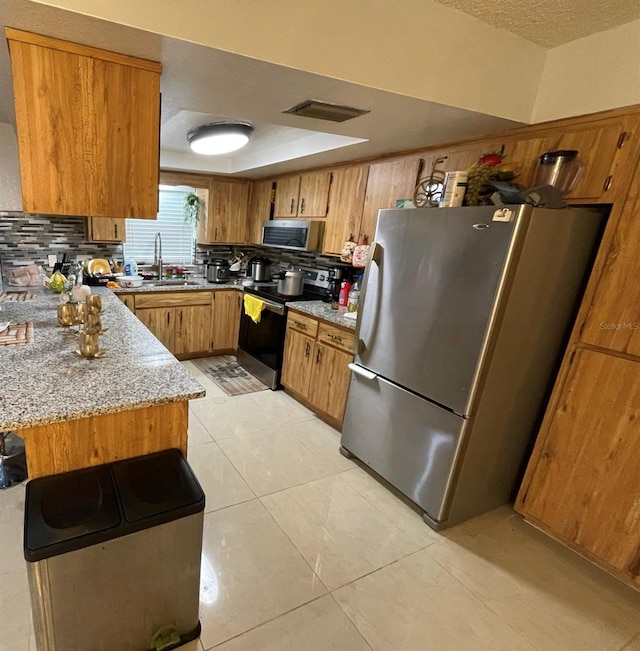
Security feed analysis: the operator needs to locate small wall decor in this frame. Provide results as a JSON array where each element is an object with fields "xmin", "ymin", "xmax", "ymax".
[{"xmin": 413, "ymin": 157, "xmax": 448, "ymax": 207}]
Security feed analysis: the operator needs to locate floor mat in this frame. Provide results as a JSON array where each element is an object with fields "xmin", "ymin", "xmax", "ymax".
[{"xmin": 193, "ymin": 355, "xmax": 269, "ymax": 397}]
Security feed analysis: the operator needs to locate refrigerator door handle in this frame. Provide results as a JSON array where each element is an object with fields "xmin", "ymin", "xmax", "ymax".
[
  {"xmin": 355, "ymin": 241, "xmax": 381, "ymax": 354},
  {"xmin": 348, "ymin": 363, "xmax": 378, "ymax": 380}
]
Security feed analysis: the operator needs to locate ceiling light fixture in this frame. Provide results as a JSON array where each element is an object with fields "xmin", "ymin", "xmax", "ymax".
[{"xmin": 187, "ymin": 122, "xmax": 254, "ymax": 155}]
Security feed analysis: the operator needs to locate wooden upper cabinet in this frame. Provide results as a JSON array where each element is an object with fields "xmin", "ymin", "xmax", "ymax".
[
  {"xmin": 435, "ymin": 142, "xmax": 505, "ymax": 174},
  {"xmin": 516, "ymin": 347, "xmax": 640, "ymax": 586},
  {"xmin": 360, "ymin": 157, "xmax": 423, "ymax": 242},
  {"xmin": 90, "ymin": 58, "xmax": 160, "ymax": 218},
  {"xmin": 274, "ymin": 176, "xmax": 301, "ymax": 218},
  {"xmin": 8, "ymin": 37, "xmax": 92, "ymax": 216},
  {"xmin": 553, "ymin": 121, "xmax": 629, "ymax": 201},
  {"xmin": 322, "ymin": 166, "xmax": 369, "ymax": 255},
  {"xmin": 86, "ymin": 218, "xmax": 126, "ymax": 243},
  {"xmin": 6, "ymin": 28, "xmax": 161, "ymax": 219},
  {"xmin": 274, "ymin": 171, "xmax": 331, "ymax": 218},
  {"xmin": 503, "ymin": 115, "xmax": 638, "ymax": 202},
  {"xmin": 299, "ymin": 171, "xmax": 331, "ymax": 217},
  {"xmin": 246, "ymin": 180, "xmax": 273, "ymax": 245},
  {"xmin": 197, "ymin": 180, "xmax": 249, "ymax": 244},
  {"xmin": 502, "ymin": 136, "xmax": 553, "ymax": 189},
  {"xmin": 580, "ymin": 166, "xmax": 640, "ymax": 356}
]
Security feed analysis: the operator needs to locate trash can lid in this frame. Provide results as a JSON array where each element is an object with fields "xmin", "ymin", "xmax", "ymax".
[
  {"xmin": 24, "ymin": 465, "xmax": 121, "ymax": 562},
  {"xmin": 111, "ymin": 449, "xmax": 205, "ymax": 525}
]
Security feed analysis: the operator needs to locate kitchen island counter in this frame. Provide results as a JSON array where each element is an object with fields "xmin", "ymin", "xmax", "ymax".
[
  {"xmin": 287, "ymin": 300, "xmax": 357, "ymax": 330},
  {"xmin": 0, "ymin": 288, "xmax": 204, "ymax": 478}
]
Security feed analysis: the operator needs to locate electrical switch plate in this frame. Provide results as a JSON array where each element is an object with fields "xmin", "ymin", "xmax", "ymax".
[{"xmin": 47, "ymin": 254, "xmax": 57, "ymax": 267}]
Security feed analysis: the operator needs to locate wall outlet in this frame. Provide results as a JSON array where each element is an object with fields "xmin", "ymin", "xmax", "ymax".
[{"xmin": 47, "ymin": 254, "xmax": 57, "ymax": 267}]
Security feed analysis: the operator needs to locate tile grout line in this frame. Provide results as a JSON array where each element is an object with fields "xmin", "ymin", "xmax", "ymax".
[
  {"xmin": 259, "ymin": 474, "xmax": 439, "ymax": 591},
  {"xmin": 429, "ymin": 552, "xmax": 542, "ymax": 650},
  {"xmin": 326, "ymin": 591, "xmax": 375, "ymax": 651},
  {"xmin": 618, "ymin": 630, "xmax": 640, "ymax": 651},
  {"xmin": 204, "ymin": 594, "xmax": 330, "ymax": 650}
]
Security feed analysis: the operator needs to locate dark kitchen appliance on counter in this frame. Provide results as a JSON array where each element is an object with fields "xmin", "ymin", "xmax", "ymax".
[
  {"xmin": 322, "ymin": 265, "xmax": 351, "ymax": 304},
  {"xmin": 341, "ymin": 205, "xmax": 605, "ymax": 530},
  {"xmin": 237, "ymin": 268, "xmax": 329, "ymax": 389},
  {"xmin": 247, "ymin": 256, "xmax": 271, "ymax": 282},
  {"xmin": 206, "ymin": 258, "xmax": 230, "ymax": 284}
]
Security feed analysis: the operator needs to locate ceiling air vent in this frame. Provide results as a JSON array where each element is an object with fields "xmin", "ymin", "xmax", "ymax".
[{"xmin": 283, "ymin": 99, "xmax": 370, "ymax": 123}]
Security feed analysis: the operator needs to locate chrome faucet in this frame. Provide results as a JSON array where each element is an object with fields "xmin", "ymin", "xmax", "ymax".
[{"xmin": 153, "ymin": 232, "xmax": 163, "ymax": 280}]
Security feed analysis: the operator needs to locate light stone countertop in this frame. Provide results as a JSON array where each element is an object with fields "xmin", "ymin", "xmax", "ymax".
[
  {"xmin": 114, "ymin": 277, "xmax": 243, "ymax": 293},
  {"xmin": 0, "ymin": 287, "xmax": 205, "ymax": 431},
  {"xmin": 287, "ymin": 300, "xmax": 357, "ymax": 330}
]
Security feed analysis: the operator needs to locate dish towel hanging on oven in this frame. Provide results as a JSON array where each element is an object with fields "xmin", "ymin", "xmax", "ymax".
[{"xmin": 243, "ymin": 294, "xmax": 266, "ymax": 324}]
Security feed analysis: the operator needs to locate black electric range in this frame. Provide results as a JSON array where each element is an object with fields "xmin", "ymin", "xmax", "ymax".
[{"xmin": 238, "ymin": 278, "xmax": 327, "ymax": 390}]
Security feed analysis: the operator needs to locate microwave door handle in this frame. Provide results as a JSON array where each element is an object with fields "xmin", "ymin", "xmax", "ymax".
[{"xmin": 354, "ymin": 241, "xmax": 381, "ymax": 355}]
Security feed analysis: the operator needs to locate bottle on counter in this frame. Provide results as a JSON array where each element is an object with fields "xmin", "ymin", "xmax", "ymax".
[
  {"xmin": 124, "ymin": 259, "xmax": 138, "ymax": 276},
  {"xmin": 338, "ymin": 280, "xmax": 352, "ymax": 308},
  {"xmin": 347, "ymin": 279, "xmax": 360, "ymax": 313}
]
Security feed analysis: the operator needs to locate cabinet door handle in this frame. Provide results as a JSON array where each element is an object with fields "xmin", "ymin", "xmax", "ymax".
[
  {"xmin": 166, "ymin": 312, "xmax": 170, "ymax": 325},
  {"xmin": 215, "ymin": 227, "xmax": 218, "ymax": 240},
  {"xmin": 114, "ymin": 223, "xmax": 118, "ymax": 239},
  {"xmin": 315, "ymin": 347, "xmax": 322, "ymax": 364},
  {"xmin": 300, "ymin": 197, "xmax": 305, "ymax": 214},
  {"xmin": 603, "ymin": 175, "xmax": 613, "ymax": 192},
  {"xmin": 305, "ymin": 341, "xmax": 310, "ymax": 358},
  {"xmin": 290, "ymin": 198, "xmax": 295, "ymax": 214}
]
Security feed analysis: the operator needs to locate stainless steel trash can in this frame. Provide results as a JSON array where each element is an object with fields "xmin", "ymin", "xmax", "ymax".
[{"xmin": 24, "ymin": 449, "xmax": 205, "ymax": 651}]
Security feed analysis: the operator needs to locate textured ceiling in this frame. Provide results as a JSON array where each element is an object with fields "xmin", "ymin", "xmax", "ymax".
[{"xmin": 433, "ymin": 0, "xmax": 640, "ymax": 47}]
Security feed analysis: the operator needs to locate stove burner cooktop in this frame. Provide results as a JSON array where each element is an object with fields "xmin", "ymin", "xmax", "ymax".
[{"xmin": 244, "ymin": 284, "xmax": 322, "ymax": 305}]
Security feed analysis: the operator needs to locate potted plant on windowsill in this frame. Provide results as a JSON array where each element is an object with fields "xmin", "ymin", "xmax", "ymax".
[{"xmin": 183, "ymin": 192, "xmax": 204, "ymax": 224}]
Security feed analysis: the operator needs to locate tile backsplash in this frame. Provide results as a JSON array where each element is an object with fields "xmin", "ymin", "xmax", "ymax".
[
  {"xmin": 0, "ymin": 211, "xmax": 344, "ymax": 282},
  {"xmin": 0, "ymin": 212, "xmax": 122, "ymax": 275}
]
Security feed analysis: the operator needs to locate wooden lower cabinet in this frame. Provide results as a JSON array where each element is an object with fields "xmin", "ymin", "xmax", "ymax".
[
  {"xmin": 282, "ymin": 311, "xmax": 353, "ymax": 428},
  {"xmin": 307, "ymin": 343, "xmax": 352, "ymax": 422},
  {"xmin": 516, "ymin": 347, "xmax": 640, "ymax": 589},
  {"xmin": 212, "ymin": 290, "xmax": 241, "ymax": 352},
  {"xmin": 126, "ymin": 289, "xmax": 242, "ymax": 358},
  {"xmin": 281, "ymin": 329, "xmax": 315, "ymax": 397},
  {"xmin": 175, "ymin": 305, "xmax": 212, "ymax": 356},
  {"xmin": 135, "ymin": 307, "xmax": 175, "ymax": 352}
]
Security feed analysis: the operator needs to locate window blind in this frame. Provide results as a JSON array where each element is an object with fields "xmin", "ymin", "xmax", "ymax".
[{"xmin": 123, "ymin": 186, "xmax": 196, "ymax": 264}]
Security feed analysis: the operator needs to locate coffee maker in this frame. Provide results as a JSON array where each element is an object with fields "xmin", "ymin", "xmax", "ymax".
[{"xmin": 323, "ymin": 266, "xmax": 350, "ymax": 304}]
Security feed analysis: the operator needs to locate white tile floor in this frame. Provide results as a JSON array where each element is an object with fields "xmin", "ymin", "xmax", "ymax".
[{"xmin": 2, "ymin": 359, "xmax": 640, "ymax": 650}]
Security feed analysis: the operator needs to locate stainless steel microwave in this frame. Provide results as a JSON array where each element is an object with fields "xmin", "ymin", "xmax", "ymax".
[{"xmin": 261, "ymin": 220, "xmax": 322, "ymax": 251}]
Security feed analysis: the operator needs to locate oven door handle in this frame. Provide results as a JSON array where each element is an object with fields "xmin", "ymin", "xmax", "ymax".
[{"xmin": 244, "ymin": 295, "xmax": 285, "ymax": 316}]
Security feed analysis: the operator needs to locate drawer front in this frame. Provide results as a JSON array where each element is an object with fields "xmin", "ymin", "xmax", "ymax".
[
  {"xmin": 318, "ymin": 322, "xmax": 355, "ymax": 353},
  {"xmin": 287, "ymin": 311, "xmax": 319, "ymax": 338},
  {"xmin": 135, "ymin": 291, "xmax": 212, "ymax": 309}
]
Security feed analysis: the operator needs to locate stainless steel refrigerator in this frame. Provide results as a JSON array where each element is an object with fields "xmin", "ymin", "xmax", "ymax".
[{"xmin": 340, "ymin": 204, "xmax": 604, "ymax": 529}]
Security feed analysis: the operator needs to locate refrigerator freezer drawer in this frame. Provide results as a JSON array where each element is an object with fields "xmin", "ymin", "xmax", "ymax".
[{"xmin": 341, "ymin": 368, "xmax": 464, "ymax": 522}]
